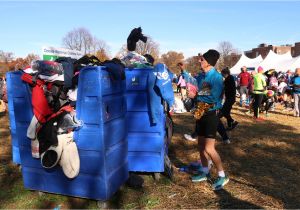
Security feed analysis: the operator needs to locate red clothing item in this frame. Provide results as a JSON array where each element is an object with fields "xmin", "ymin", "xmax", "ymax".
[
  {"xmin": 239, "ymin": 72, "xmax": 251, "ymax": 86},
  {"xmin": 21, "ymin": 73, "xmax": 53, "ymax": 123}
]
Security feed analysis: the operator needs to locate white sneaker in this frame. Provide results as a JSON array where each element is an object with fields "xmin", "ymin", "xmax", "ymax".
[
  {"xmin": 223, "ymin": 139, "xmax": 231, "ymax": 144},
  {"xmin": 184, "ymin": 134, "xmax": 197, "ymax": 142},
  {"xmin": 208, "ymin": 159, "xmax": 213, "ymax": 169}
]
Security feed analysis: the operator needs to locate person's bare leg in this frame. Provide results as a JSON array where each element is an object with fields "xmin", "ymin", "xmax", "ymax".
[
  {"xmin": 198, "ymin": 136, "xmax": 209, "ymax": 167},
  {"xmin": 204, "ymin": 138, "xmax": 224, "ymax": 172}
]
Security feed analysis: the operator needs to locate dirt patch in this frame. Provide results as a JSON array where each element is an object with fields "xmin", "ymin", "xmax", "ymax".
[{"xmin": 0, "ymin": 104, "xmax": 300, "ymax": 209}]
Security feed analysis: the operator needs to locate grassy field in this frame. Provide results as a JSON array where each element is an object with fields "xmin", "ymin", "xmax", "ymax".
[{"xmin": 0, "ymin": 103, "xmax": 300, "ymax": 209}]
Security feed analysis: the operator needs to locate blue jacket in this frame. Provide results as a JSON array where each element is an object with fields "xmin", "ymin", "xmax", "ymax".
[
  {"xmin": 181, "ymin": 70, "xmax": 189, "ymax": 80},
  {"xmin": 292, "ymin": 76, "xmax": 300, "ymax": 94},
  {"xmin": 196, "ymin": 68, "xmax": 223, "ymax": 110},
  {"xmin": 148, "ymin": 63, "xmax": 175, "ymax": 124}
]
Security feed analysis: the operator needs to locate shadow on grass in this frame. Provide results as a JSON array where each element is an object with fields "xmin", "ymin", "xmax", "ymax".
[
  {"xmin": 214, "ymin": 189, "xmax": 262, "ymax": 209},
  {"xmin": 217, "ymin": 119, "xmax": 300, "ymax": 208},
  {"xmin": 170, "ymin": 110, "xmax": 300, "ymax": 208}
]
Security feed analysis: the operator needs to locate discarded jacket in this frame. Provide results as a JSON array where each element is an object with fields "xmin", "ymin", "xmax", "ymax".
[
  {"xmin": 148, "ymin": 63, "xmax": 175, "ymax": 124},
  {"xmin": 127, "ymin": 27, "xmax": 147, "ymax": 51},
  {"xmin": 55, "ymin": 57, "xmax": 77, "ymax": 89},
  {"xmin": 102, "ymin": 58, "xmax": 125, "ymax": 81},
  {"xmin": 31, "ymin": 60, "xmax": 64, "ymax": 76}
]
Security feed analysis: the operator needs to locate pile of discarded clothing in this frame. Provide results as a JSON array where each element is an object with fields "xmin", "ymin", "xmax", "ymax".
[
  {"xmin": 121, "ymin": 27, "xmax": 154, "ymax": 68},
  {"xmin": 22, "ymin": 60, "xmax": 84, "ymax": 178},
  {"xmin": 21, "ymin": 56, "xmax": 128, "ymax": 178},
  {"xmin": 19, "ymin": 27, "xmax": 174, "ymax": 179}
]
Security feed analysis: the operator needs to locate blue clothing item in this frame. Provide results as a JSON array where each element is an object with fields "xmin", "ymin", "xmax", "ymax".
[
  {"xmin": 167, "ymin": 68, "xmax": 174, "ymax": 82},
  {"xmin": 292, "ymin": 76, "xmax": 300, "ymax": 93},
  {"xmin": 183, "ymin": 71, "xmax": 198, "ymax": 86},
  {"xmin": 181, "ymin": 70, "xmax": 189, "ymax": 80},
  {"xmin": 196, "ymin": 72, "xmax": 205, "ymax": 84},
  {"xmin": 148, "ymin": 63, "xmax": 175, "ymax": 124},
  {"xmin": 196, "ymin": 68, "xmax": 223, "ymax": 110}
]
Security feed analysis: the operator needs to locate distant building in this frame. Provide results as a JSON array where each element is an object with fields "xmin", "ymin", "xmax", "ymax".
[
  {"xmin": 245, "ymin": 42, "xmax": 300, "ymax": 59},
  {"xmin": 292, "ymin": 42, "xmax": 300, "ymax": 57}
]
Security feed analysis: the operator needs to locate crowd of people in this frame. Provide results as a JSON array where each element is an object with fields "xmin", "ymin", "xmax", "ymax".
[
  {"xmin": 173, "ymin": 59, "xmax": 300, "ymax": 120},
  {"xmin": 172, "ymin": 49, "xmax": 300, "ymax": 191},
  {"xmin": 236, "ymin": 66, "xmax": 300, "ymax": 119}
]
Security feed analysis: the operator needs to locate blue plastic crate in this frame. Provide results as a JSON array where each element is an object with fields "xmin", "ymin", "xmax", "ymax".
[
  {"xmin": 6, "ymin": 71, "xmax": 31, "ymax": 165},
  {"xmin": 125, "ymin": 68, "xmax": 166, "ymax": 172},
  {"xmin": 6, "ymin": 67, "xmax": 128, "ymax": 201}
]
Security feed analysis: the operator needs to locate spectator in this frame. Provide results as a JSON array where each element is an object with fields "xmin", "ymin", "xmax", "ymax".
[
  {"xmin": 238, "ymin": 66, "xmax": 251, "ymax": 106},
  {"xmin": 177, "ymin": 62, "xmax": 188, "ymax": 99},
  {"xmin": 252, "ymin": 66, "xmax": 266, "ymax": 121},
  {"xmin": 0, "ymin": 77, "xmax": 5, "ymax": 100},
  {"xmin": 221, "ymin": 67, "xmax": 238, "ymax": 130},
  {"xmin": 291, "ymin": 68, "xmax": 300, "ymax": 117}
]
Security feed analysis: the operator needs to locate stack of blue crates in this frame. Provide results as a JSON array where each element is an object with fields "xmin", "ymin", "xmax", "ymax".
[
  {"xmin": 6, "ymin": 73, "xmax": 21, "ymax": 164},
  {"xmin": 125, "ymin": 68, "xmax": 166, "ymax": 172},
  {"xmin": 6, "ymin": 66, "xmax": 128, "ymax": 201}
]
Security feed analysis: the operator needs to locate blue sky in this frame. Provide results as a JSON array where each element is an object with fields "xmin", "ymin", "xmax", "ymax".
[{"xmin": 1, "ymin": 1, "xmax": 300, "ymax": 59}]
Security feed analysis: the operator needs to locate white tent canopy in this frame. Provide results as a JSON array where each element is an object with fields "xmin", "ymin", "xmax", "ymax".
[
  {"xmin": 258, "ymin": 50, "xmax": 292, "ymax": 72},
  {"xmin": 230, "ymin": 50, "xmax": 300, "ymax": 74},
  {"xmin": 290, "ymin": 56, "xmax": 300, "ymax": 70},
  {"xmin": 230, "ymin": 54, "xmax": 263, "ymax": 75}
]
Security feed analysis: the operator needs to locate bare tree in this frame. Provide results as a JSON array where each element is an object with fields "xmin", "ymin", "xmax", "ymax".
[
  {"xmin": 160, "ymin": 51, "xmax": 184, "ymax": 74},
  {"xmin": 218, "ymin": 41, "xmax": 234, "ymax": 56},
  {"xmin": 185, "ymin": 56, "xmax": 200, "ymax": 75},
  {"xmin": 217, "ymin": 41, "xmax": 240, "ymax": 70},
  {"xmin": 116, "ymin": 45, "xmax": 128, "ymax": 58},
  {"xmin": 62, "ymin": 27, "xmax": 92, "ymax": 53},
  {"xmin": 62, "ymin": 27, "xmax": 110, "ymax": 57},
  {"xmin": 24, "ymin": 53, "xmax": 40, "ymax": 65},
  {"xmin": 0, "ymin": 50, "xmax": 14, "ymax": 63},
  {"xmin": 117, "ymin": 37, "xmax": 160, "ymax": 62},
  {"xmin": 90, "ymin": 37, "xmax": 110, "ymax": 61},
  {"xmin": 135, "ymin": 37, "xmax": 160, "ymax": 61}
]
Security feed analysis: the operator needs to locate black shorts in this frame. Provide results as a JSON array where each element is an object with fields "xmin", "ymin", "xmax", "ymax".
[{"xmin": 195, "ymin": 110, "xmax": 218, "ymax": 139}]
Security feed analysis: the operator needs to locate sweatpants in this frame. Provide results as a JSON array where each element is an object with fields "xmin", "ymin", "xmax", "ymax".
[
  {"xmin": 253, "ymin": 94, "xmax": 264, "ymax": 118},
  {"xmin": 221, "ymin": 98, "xmax": 235, "ymax": 126}
]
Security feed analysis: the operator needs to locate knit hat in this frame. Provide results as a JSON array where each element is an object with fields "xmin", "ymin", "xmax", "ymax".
[
  {"xmin": 257, "ymin": 66, "xmax": 264, "ymax": 72},
  {"xmin": 202, "ymin": 49, "xmax": 220, "ymax": 66}
]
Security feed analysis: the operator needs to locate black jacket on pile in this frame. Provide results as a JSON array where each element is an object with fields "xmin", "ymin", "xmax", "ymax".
[{"xmin": 127, "ymin": 27, "xmax": 147, "ymax": 51}]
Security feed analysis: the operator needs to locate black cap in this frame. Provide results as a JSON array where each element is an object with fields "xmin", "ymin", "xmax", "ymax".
[{"xmin": 202, "ymin": 49, "xmax": 220, "ymax": 66}]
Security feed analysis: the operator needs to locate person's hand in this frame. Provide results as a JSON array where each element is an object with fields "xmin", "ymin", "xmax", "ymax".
[{"xmin": 169, "ymin": 105, "xmax": 175, "ymax": 115}]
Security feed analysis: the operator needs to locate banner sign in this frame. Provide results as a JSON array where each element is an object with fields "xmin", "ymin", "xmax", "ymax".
[{"xmin": 42, "ymin": 46, "xmax": 83, "ymax": 61}]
